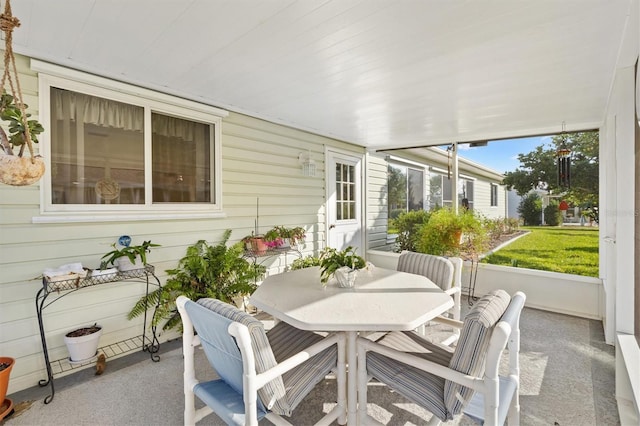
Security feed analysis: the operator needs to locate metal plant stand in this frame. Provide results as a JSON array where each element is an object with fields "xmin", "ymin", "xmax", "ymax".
[{"xmin": 35, "ymin": 265, "xmax": 161, "ymax": 404}]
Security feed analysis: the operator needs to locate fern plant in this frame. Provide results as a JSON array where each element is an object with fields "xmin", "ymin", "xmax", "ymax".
[{"xmin": 128, "ymin": 229, "xmax": 266, "ymax": 331}]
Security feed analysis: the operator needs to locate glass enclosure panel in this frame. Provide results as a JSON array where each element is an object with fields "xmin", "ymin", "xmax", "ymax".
[
  {"xmin": 388, "ymin": 164, "xmax": 408, "ymax": 218},
  {"xmin": 151, "ymin": 113, "xmax": 211, "ymax": 203},
  {"xmin": 429, "ymin": 174, "xmax": 443, "ymax": 209},
  {"xmin": 50, "ymin": 87, "xmax": 145, "ymax": 204},
  {"xmin": 407, "ymin": 168, "xmax": 424, "ymax": 210}
]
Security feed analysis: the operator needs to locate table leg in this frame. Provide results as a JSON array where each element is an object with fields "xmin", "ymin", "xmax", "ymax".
[{"xmin": 347, "ymin": 331, "xmax": 357, "ymax": 425}]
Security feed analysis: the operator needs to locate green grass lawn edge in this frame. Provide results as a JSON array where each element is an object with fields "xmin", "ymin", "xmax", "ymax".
[{"xmin": 481, "ymin": 226, "xmax": 599, "ymax": 278}]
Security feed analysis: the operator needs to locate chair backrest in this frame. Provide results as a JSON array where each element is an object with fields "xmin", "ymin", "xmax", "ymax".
[
  {"xmin": 397, "ymin": 251, "xmax": 454, "ymax": 291},
  {"xmin": 444, "ymin": 289, "xmax": 512, "ymax": 415},
  {"xmin": 183, "ymin": 298, "xmax": 287, "ymax": 413}
]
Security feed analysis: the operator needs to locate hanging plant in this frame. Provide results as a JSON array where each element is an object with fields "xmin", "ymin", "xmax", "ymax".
[{"xmin": 0, "ymin": 0, "xmax": 46, "ymax": 186}]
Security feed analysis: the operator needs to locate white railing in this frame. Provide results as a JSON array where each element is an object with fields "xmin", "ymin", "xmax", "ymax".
[{"xmin": 367, "ymin": 249, "xmax": 604, "ymax": 320}]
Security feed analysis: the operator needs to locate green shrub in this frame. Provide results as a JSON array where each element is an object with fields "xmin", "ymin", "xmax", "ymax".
[
  {"xmin": 390, "ymin": 209, "xmax": 432, "ymax": 252},
  {"xmin": 416, "ymin": 208, "xmax": 488, "ymax": 257},
  {"xmin": 519, "ymin": 193, "xmax": 542, "ymax": 226},
  {"xmin": 544, "ymin": 202, "xmax": 563, "ymax": 226},
  {"xmin": 290, "ymin": 255, "xmax": 321, "ymax": 270}
]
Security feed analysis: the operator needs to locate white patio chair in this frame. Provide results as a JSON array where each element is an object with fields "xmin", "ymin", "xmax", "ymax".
[
  {"xmin": 176, "ymin": 296, "xmax": 346, "ymax": 426},
  {"xmin": 397, "ymin": 251, "xmax": 462, "ymax": 343},
  {"xmin": 357, "ymin": 290, "xmax": 526, "ymax": 425}
]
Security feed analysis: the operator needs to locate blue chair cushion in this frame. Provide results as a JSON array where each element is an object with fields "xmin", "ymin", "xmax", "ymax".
[
  {"xmin": 192, "ymin": 299, "xmax": 286, "ymax": 414},
  {"xmin": 194, "ymin": 379, "xmax": 268, "ymax": 426}
]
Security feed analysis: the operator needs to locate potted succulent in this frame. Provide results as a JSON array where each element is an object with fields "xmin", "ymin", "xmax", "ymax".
[
  {"xmin": 101, "ymin": 240, "xmax": 160, "ymax": 272},
  {"xmin": 319, "ymin": 246, "xmax": 367, "ymax": 287},
  {"xmin": 0, "ymin": 92, "xmax": 45, "ymax": 186}
]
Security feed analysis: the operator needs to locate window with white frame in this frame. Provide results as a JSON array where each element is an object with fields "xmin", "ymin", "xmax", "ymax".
[
  {"xmin": 433, "ymin": 174, "xmax": 474, "ymax": 210},
  {"xmin": 490, "ymin": 183, "xmax": 499, "ymax": 207},
  {"xmin": 36, "ymin": 63, "xmax": 225, "ymax": 217},
  {"xmin": 388, "ymin": 163, "xmax": 425, "ymax": 219}
]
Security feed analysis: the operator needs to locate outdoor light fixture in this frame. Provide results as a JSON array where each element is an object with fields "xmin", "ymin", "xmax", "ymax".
[
  {"xmin": 298, "ymin": 151, "xmax": 316, "ymax": 177},
  {"xmin": 557, "ymin": 122, "xmax": 571, "ymax": 188}
]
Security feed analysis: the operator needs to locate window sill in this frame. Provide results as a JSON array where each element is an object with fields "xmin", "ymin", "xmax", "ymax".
[{"xmin": 32, "ymin": 210, "xmax": 227, "ymax": 224}]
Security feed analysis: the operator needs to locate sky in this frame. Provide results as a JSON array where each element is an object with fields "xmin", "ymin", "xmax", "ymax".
[{"xmin": 453, "ymin": 136, "xmax": 554, "ymax": 174}]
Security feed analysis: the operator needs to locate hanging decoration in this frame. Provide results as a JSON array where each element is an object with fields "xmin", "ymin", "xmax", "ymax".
[
  {"xmin": 556, "ymin": 122, "xmax": 571, "ymax": 189},
  {"xmin": 446, "ymin": 144, "xmax": 454, "ymax": 180},
  {"xmin": 0, "ymin": 0, "xmax": 45, "ymax": 186}
]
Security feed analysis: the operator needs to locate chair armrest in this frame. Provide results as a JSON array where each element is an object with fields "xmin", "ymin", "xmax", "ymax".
[
  {"xmin": 357, "ymin": 336, "xmax": 483, "ymax": 392},
  {"xmin": 444, "ymin": 286, "xmax": 461, "ymax": 296},
  {"xmin": 248, "ymin": 330, "xmax": 345, "ymax": 390},
  {"xmin": 430, "ymin": 316, "xmax": 463, "ymax": 329}
]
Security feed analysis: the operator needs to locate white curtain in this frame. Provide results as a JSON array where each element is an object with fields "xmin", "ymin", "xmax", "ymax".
[{"xmin": 52, "ymin": 89, "xmax": 201, "ymax": 140}]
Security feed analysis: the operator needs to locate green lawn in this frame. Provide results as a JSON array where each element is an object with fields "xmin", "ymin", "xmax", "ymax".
[{"xmin": 482, "ymin": 226, "xmax": 599, "ymax": 277}]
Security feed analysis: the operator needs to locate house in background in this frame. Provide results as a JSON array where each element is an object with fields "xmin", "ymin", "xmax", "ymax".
[
  {"xmin": 372, "ymin": 147, "xmax": 507, "ymax": 250},
  {"xmin": 0, "ymin": 2, "xmax": 637, "ymax": 422}
]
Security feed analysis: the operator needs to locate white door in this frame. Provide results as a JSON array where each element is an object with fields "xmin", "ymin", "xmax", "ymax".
[{"xmin": 326, "ymin": 150, "xmax": 363, "ymax": 254}]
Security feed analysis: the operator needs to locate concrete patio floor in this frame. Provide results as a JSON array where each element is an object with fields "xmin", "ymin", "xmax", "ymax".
[{"xmin": 2, "ymin": 298, "xmax": 619, "ymax": 425}]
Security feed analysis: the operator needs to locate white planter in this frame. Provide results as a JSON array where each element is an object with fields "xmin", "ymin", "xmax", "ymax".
[
  {"xmin": 115, "ymin": 255, "xmax": 143, "ymax": 272},
  {"xmin": 64, "ymin": 325, "xmax": 102, "ymax": 363},
  {"xmin": 335, "ymin": 267, "xmax": 358, "ymax": 288}
]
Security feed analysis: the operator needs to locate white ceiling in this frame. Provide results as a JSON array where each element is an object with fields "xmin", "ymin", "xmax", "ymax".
[{"xmin": 8, "ymin": 0, "xmax": 633, "ymax": 151}]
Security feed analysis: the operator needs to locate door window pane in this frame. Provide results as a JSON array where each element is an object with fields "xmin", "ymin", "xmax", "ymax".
[{"xmin": 336, "ymin": 162, "xmax": 356, "ymax": 220}]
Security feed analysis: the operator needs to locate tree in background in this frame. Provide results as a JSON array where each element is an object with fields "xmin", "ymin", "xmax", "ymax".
[{"xmin": 503, "ymin": 132, "xmax": 598, "ymax": 207}]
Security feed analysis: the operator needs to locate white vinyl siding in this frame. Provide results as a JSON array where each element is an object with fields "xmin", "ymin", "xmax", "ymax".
[
  {"xmin": 0, "ymin": 53, "xmax": 364, "ymax": 394},
  {"xmin": 366, "ymin": 153, "xmax": 390, "ymax": 250}
]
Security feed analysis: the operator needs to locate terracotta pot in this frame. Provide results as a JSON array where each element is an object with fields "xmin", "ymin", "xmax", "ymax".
[
  {"xmin": 0, "ymin": 154, "xmax": 45, "ymax": 186},
  {"xmin": 0, "ymin": 357, "xmax": 14, "ymax": 404},
  {"xmin": 246, "ymin": 237, "xmax": 267, "ymax": 256}
]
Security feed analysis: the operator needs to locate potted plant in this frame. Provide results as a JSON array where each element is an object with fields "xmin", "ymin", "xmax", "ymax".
[
  {"xmin": 319, "ymin": 246, "xmax": 367, "ymax": 287},
  {"xmin": 284, "ymin": 226, "xmax": 306, "ymax": 247},
  {"xmin": 416, "ymin": 208, "xmax": 488, "ymax": 259},
  {"xmin": 63, "ymin": 324, "xmax": 102, "ymax": 363},
  {"xmin": 242, "ymin": 232, "xmax": 268, "ymax": 255},
  {"xmin": 101, "ymin": 240, "xmax": 160, "ymax": 272},
  {"xmin": 0, "ymin": 357, "xmax": 14, "ymax": 419},
  {"xmin": 128, "ymin": 230, "xmax": 266, "ymax": 331},
  {"xmin": 263, "ymin": 228, "xmax": 285, "ymax": 249},
  {"xmin": 263, "ymin": 225, "xmax": 307, "ymax": 249},
  {"xmin": 0, "ymin": 92, "xmax": 45, "ymax": 186}
]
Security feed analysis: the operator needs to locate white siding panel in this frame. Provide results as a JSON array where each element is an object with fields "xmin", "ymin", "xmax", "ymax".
[
  {"xmin": 366, "ymin": 153, "xmax": 389, "ymax": 250},
  {"xmin": 1, "ymin": 57, "xmax": 361, "ymax": 394}
]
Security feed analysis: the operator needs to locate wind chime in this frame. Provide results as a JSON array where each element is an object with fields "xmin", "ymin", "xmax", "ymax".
[{"xmin": 557, "ymin": 122, "xmax": 571, "ymax": 189}]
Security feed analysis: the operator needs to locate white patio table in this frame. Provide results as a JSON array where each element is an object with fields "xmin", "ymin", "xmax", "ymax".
[{"xmin": 249, "ymin": 265, "xmax": 454, "ymax": 425}]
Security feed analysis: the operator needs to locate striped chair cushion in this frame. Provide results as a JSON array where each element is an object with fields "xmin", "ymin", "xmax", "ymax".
[
  {"xmin": 196, "ymin": 299, "xmax": 287, "ymax": 415},
  {"xmin": 444, "ymin": 289, "xmax": 511, "ymax": 416},
  {"xmin": 397, "ymin": 251, "xmax": 454, "ymax": 291},
  {"xmin": 366, "ymin": 330, "xmax": 456, "ymax": 421},
  {"xmin": 267, "ymin": 322, "xmax": 338, "ymax": 416}
]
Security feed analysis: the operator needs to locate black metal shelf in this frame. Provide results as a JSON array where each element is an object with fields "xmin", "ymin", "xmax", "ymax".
[{"xmin": 36, "ymin": 264, "xmax": 162, "ymax": 404}]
